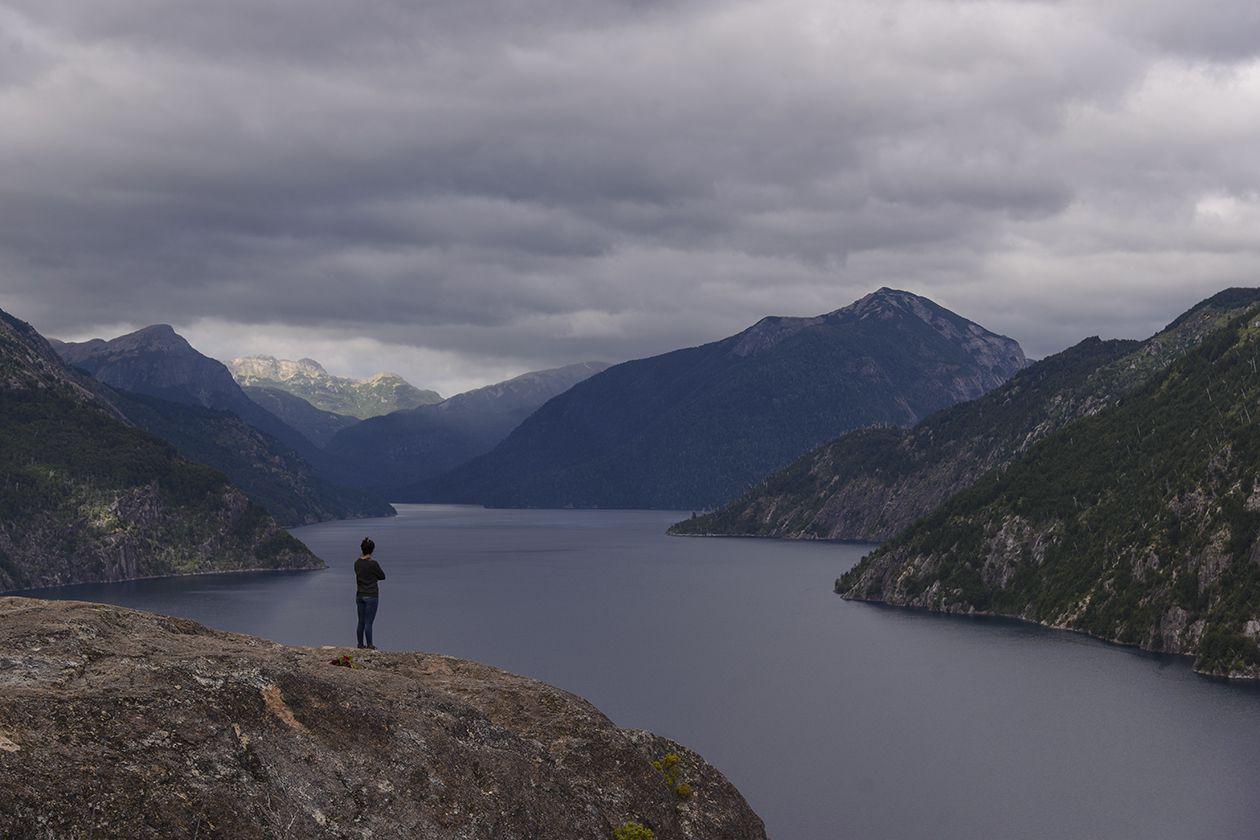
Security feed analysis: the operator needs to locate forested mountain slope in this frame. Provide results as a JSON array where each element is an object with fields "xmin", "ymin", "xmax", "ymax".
[
  {"xmin": 673, "ymin": 289, "xmax": 1260, "ymax": 541},
  {"xmin": 0, "ymin": 308, "xmax": 319, "ymax": 590},
  {"xmin": 53, "ymin": 327, "xmax": 392, "ymax": 523},
  {"xmin": 107, "ymin": 390, "xmax": 386, "ymax": 525},
  {"xmin": 839, "ymin": 301, "xmax": 1260, "ymax": 679}
]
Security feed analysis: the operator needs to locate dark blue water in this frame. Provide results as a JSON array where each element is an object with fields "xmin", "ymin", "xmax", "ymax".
[{"xmin": 32, "ymin": 505, "xmax": 1260, "ymax": 840}]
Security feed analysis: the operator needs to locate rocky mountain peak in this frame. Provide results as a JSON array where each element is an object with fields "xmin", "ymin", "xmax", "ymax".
[
  {"xmin": 837, "ymin": 287, "xmax": 1026, "ymax": 375},
  {"xmin": 837, "ymin": 287, "xmax": 951, "ymax": 325},
  {"xmin": 91, "ymin": 323, "xmax": 194, "ymax": 356},
  {"xmin": 0, "ymin": 310, "xmax": 105, "ymax": 404},
  {"xmin": 842, "ymin": 286, "xmax": 919, "ymax": 314},
  {"xmin": 228, "ymin": 355, "xmax": 441, "ymax": 419},
  {"xmin": 729, "ymin": 314, "xmax": 825, "ymax": 357},
  {"xmin": 52, "ymin": 325, "xmax": 242, "ymax": 404},
  {"xmin": 127, "ymin": 323, "xmax": 187, "ymax": 343},
  {"xmin": 729, "ymin": 288, "xmax": 1024, "ymax": 375},
  {"xmin": 229, "ymin": 356, "xmax": 324, "ymax": 381}
]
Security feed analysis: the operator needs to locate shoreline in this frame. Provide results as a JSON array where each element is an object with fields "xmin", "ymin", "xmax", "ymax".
[
  {"xmin": 4, "ymin": 564, "xmax": 325, "ymax": 597},
  {"xmin": 839, "ymin": 592, "xmax": 1260, "ymax": 684},
  {"xmin": 666, "ymin": 529, "xmax": 883, "ymax": 547}
]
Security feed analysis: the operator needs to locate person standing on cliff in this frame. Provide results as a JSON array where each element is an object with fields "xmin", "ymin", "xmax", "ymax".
[{"xmin": 354, "ymin": 537, "xmax": 385, "ymax": 650}]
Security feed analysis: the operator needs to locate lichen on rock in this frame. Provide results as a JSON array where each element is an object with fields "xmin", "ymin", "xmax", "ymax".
[{"xmin": 0, "ymin": 597, "xmax": 766, "ymax": 839}]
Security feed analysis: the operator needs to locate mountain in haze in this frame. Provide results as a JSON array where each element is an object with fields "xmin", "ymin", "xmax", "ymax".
[
  {"xmin": 0, "ymin": 307, "xmax": 320, "ymax": 590},
  {"xmin": 670, "ymin": 337, "xmax": 1136, "ymax": 540},
  {"xmin": 228, "ymin": 356, "xmax": 441, "ymax": 419},
  {"xmin": 240, "ymin": 384, "xmax": 359, "ymax": 447},
  {"xmin": 673, "ymin": 288, "xmax": 1260, "ymax": 543},
  {"xmin": 52, "ymin": 327, "xmax": 392, "ymax": 524},
  {"xmin": 328, "ymin": 361, "xmax": 610, "ymax": 491},
  {"xmin": 838, "ymin": 289, "xmax": 1260, "ymax": 679},
  {"xmin": 414, "ymin": 289, "xmax": 1028, "ymax": 510}
]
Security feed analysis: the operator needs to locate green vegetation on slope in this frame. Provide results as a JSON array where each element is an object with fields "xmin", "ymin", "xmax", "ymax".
[
  {"xmin": 52, "ymin": 328, "xmax": 392, "ymax": 524},
  {"xmin": 671, "ymin": 337, "xmax": 1137, "ymax": 540},
  {"xmin": 0, "ymin": 387, "xmax": 319, "ymax": 590},
  {"xmin": 839, "ymin": 305, "xmax": 1260, "ymax": 678},
  {"xmin": 110, "ymin": 390, "xmax": 391, "ymax": 525},
  {"xmin": 0, "ymin": 309, "xmax": 319, "ymax": 590},
  {"xmin": 672, "ymin": 288, "xmax": 1260, "ymax": 542}
]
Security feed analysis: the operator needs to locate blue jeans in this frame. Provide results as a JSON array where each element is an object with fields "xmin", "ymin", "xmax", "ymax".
[{"xmin": 356, "ymin": 596, "xmax": 379, "ymax": 648}]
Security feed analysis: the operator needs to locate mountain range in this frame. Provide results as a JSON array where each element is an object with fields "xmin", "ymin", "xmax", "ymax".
[
  {"xmin": 328, "ymin": 361, "xmax": 609, "ymax": 491},
  {"xmin": 9, "ymin": 285, "xmax": 1260, "ymax": 678},
  {"xmin": 239, "ymin": 383, "xmax": 360, "ymax": 447},
  {"xmin": 54, "ymin": 326, "xmax": 315, "ymax": 452},
  {"xmin": 228, "ymin": 356, "xmax": 441, "ymax": 419},
  {"xmin": 0, "ymin": 308, "xmax": 320, "ymax": 590},
  {"xmin": 837, "ymin": 289, "xmax": 1260, "ymax": 679},
  {"xmin": 52, "ymin": 327, "xmax": 392, "ymax": 524},
  {"xmin": 670, "ymin": 291, "xmax": 1260, "ymax": 541},
  {"xmin": 412, "ymin": 289, "xmax": 1027, "ymax": 510}
]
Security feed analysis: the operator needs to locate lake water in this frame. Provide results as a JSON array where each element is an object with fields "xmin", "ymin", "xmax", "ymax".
[{"xmin": 32, "ymin": 505, "xmax": 1260, "ymax": 840}]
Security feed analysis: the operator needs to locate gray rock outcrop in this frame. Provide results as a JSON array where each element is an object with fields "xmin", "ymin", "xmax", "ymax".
[{"xmin": 0, "ymin": 598, "xmax": 767, "ymax": 839}]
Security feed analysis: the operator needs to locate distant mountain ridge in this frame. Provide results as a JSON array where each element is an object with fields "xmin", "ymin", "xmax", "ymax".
[
  {"xmin": 414, "ymin": 289, "xmax": 1027, "ymax": 510},
  {"xmin": 672, "ymin": 288, "xmax": 1260, "ymax": 542},
  {"xmin": 0, "ymin": 308, "xmax": 319, "ymax": 590},
  {"xmin": 240, "ymin": 384, "xmax": 359, "ymax": 447},
  {"xmin": 52, "ymin": 327, "xmax": 392, "ymax": 524},
  {"xmin": 329, "ymin": 361, "xmax": 610, "ymax": 491},
  {"xmin": 228, "ymin": 356, "xmax": 440, "ymax": 419},
  {"xmin": 54, "ymin": 326, "xmax": 308, "ymax": 448},
  {"xmin": 670, "ymin": 337, "xmax": 1136, "ymax": 540},
  {"xmin": 838, "ymin": 290, "xmax": 1260, "ymax": 679}
]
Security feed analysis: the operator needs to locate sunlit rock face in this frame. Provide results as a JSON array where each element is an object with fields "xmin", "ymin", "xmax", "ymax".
[{"xmin": 229, "ymin": 355, "xmax": 441, "ymax": 419}]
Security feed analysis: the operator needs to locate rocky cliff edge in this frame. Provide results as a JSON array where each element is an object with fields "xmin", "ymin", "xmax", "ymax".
[{"xmin": 0, "ymin": 597, "xmax": 766, "ymax": 840}]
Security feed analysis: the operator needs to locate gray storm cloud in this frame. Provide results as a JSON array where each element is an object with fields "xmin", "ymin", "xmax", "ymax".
[{"xmin": 0, "ymin": 0, "xmax": 1258, "ymax": 391}]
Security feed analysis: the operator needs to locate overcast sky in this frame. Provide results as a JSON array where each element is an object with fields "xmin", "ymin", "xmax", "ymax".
[{"xmin": 1, "ymin": 1, "xmax": 1258, "ymax": 395}]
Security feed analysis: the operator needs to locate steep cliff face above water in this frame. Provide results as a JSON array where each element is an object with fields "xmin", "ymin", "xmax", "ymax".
[
  {"xmin": 51, "ymin": 326, "xmax": 393, "ymax": 524},
  {"xmin": 838, "ymin": 302, "xmax": 1260, "ymax": 679},
  {"xmin": 0, "ymin": 598, "xmax": 767, "ymax": 840}
]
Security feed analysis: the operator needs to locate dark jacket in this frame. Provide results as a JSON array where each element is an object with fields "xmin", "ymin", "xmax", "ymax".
[{"xmin": 354, "ymin": 556, "xmax": 385, "ymax": 599}]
